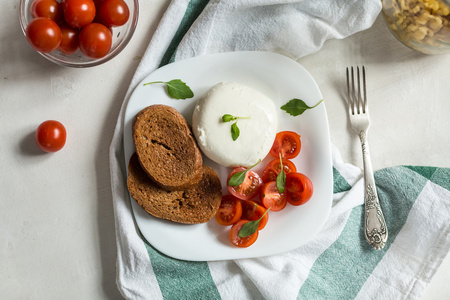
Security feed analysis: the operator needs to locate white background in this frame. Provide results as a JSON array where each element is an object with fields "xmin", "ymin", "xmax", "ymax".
[{"xmin": 1, "ymin": 0, "xmax": 449, "ymax": 299}]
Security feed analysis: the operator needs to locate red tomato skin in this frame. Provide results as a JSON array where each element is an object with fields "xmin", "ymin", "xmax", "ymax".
[
  {"xmin": 285, "ymin": 172, "xmax": 314, "ymax": 206},
  {"xmin": 26, "ymin": 17, "xmax": 62, "ymax": 53},
  {"xmin": 261, "ymin": 158, "xmax": 297, "ymax": 183},
  {"xmin": 58, "ymin": 23, "xmax": 80, "ymax": 54},
  {"xmin": 97, "ymin": 0, "xmax": 130, "ymax": 27},
  {"xmin": 62, "ymin": 0, "xmax": 96, "ymax": 28},
  {"xmin": 227, "ymin": 167, "xmax": 263, "ymax": 201},
  {"xmin": 269, "ymin": 131, "xmax": 301, "ymax": 159},
  {"xmin": 35, "ymin": 120, "xmax": 67, "ymax": 152},
  {"xmin": 241, "ymin": 200, "xmax": 268, "ymax": 230},
  {"xmin": 30, "ymin": 0, "xmax": 63, "ymax": 23},
  {"xmin": 78, "ymin": 23, "xmax": 112, "ymax": 58},
  {"xmin": 259, "ymin": 181, "xmax": 287, "ymax": 212},
  {"xmin": 229, "ymin": 220, "xmax": 259, "ymax": 248},
  {"xmin": 215, "ymin": 195, "xmax": 242, "ymax": 226}
]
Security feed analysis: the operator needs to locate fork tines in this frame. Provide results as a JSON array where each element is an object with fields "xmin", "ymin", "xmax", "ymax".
[{"xmin": 346, "ymin": 66, "xmax": 367, "ymax": 115}]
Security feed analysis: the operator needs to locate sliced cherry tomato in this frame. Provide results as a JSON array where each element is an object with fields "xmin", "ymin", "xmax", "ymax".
[
  {"xmin": 58, "ymin": 23, "xmax": 79, "ymax": 54},
  {"xmin": 78, "ymin": 23, "xmax": 112, "ymax": 58},
  {"xmin": 269, "ymin": 131, "xmax": 301, "ymax": 159},
  {"xmin": 241, "ymin": 200, "xmax": 268, "ymax": 230},
  {"xmin": 62, "ymin": 0, "xmax": 96, "ymax": 28},
  {"xmin": 259, "ymin": 181, "xmax": 287, "ymax": 212},
  {"xmin": 31, "ymin": 0, "xmax": 63, "ymax": 23},
  {"xmin": 261, "ymin": 158, "xmax": 297, "ymax": 183},
  {"xmin": 35, "ymin": 120, "xmax": 67, "ymax": 152},
  {"xmin": 26, "ymin": 17, "xmax": 62, "ymax": 53},
  {"xmin": 285, "ymin": 172, "xmax": 314, "ymax": 206},
  {"xmin": 96, "ymin": 0, "xmax": 130, "ymax": 27},
  {"xmin": 229, "ymin": 220, "xmax": 258, "ymax": 248},
  {"xmin": 215, "ymin": 195, "xmax": 242, "ymax": 226},
  {"xmin": 227, "ymin": 167, "xmax": 263, "ymax": 201}
]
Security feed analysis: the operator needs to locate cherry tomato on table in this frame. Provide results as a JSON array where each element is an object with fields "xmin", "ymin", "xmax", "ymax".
[
  {"xmin": 62, "ymin": 0, "xmax": 96, "ymax": 28},
  {"xmin": 215, "ymin": 195, "xmax": 242, "ymax": 226},
  {"xmin": 35, "ymin": 120, "xmax": 67, "ymax": 152},
  {"xmin": 227, "ymin": 166, "xmax": 263, "ymax": 201},
  {"xmin": 96, "ymin": 0, "xmax": 130, "ymax": 27},
  {"xmin": 229, "ymin": 219, "xmax": 259, "ymax": 248},
  {"xmin": 259, "ymin": 181, "xmax": 287, "ymax": 212},
  {"xmin": 261, "ymin": 158, "xmax": 297, "ymax": 183},
  {"xmin": 79, "ymin": 23, "xmax": 112, "ymax": 58},
  {"xmin": 269, "ymin": 131, "xmax": 301, "ymax": 159},
  {"xmin": 285, "ymin": 172, "xmax": 314, "ymax": 206},
  {"xmin": 30, "ymin": 0, "xmax": 63, "ymax": 23},
  {"xmin": 241, "ymin": 200, "xmax": 268, "ymax": 230},
  {"xmin": 26, "ymin": 17, "xmax": 62, "ymax": 53}
]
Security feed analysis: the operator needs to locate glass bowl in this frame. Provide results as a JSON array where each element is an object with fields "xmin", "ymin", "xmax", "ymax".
[
  {"xmin": 19, "ymin": 0, "xmax": 139, "ymax": 67},
  {"xmin": 381, "ymin": 0, "xmax": 450, "ymax": 54}
]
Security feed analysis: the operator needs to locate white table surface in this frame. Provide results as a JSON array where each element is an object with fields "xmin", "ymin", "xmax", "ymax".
[{"xmin": 1, "ymin": 1, "xmax": 449, "ymax": 299}]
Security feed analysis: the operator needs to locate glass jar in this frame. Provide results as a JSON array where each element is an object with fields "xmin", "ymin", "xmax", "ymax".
[{"xmin": 381, "ymin": 0, "xmax": 450, "ymax": 54}]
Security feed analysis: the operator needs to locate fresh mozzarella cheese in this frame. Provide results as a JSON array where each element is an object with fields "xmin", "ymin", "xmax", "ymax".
[{"xmin": 192, "ymin": 82, "xmax": 278, "ymax": 167}]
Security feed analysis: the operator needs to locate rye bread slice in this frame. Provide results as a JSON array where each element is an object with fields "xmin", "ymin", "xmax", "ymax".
[
  {"xmin": 132, "ymin": 105, "xmax": 203, "ymax": 191},
  {"xmin": 127, "ymin": 153, "xmax": 222, "ymax": 224}
]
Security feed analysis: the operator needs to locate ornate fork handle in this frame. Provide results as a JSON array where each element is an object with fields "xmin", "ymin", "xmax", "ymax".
[{"xmin": 358, "ymin": 130, "xmax": 388, "ymax": 250}]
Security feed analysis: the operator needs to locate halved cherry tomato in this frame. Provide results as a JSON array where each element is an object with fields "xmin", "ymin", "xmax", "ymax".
[
  {"xmin": 96, "ymin": 0, "xmax": 130, "ymax": 27},
  {"xmin": 31, "ymin": 0, "xmax": 63, "ymax": 23},
  {"xmin": 269, "ymin": 131, "xmax": 301, "ymax": 159},
  {"xmin": 227, "ymin": 167, "xmax": 262, "ymax": 201},
  {"xmin": 26, "ymin": 17, "xmax": 62, "ymax": 53},
  {"xmin": 285, "ymin": 172, "xmax": 314, "ymax": 206},
  {"xmin": 215, "ymin": 195, "xmax": 242, "ymax": 226},
  {"xmin": 259, "ymin": 181, "xmax": 287, "ymax": 212},
  {"xmin": 229, "ymin": 220, "xmax": 259, "ymax": 247},
  {"xmin": 241, "ymin": 200, "xmax": 268, "ymax": 230},
  {"xmin": 261, "ymin": 158, "xmax": 297, "ymax": 183},
  {"xmin": 62, "ymin": 0, "xmax": 96, "ymax": 28}
]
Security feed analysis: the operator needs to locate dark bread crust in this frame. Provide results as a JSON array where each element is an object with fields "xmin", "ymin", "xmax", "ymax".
[
  {"xmin": 132, "ymin": 105, "xmax": 203, "ymax": 191},
  {"xmin": 127, "ymin": 153, "xmax": 222, "ymax": 224}
]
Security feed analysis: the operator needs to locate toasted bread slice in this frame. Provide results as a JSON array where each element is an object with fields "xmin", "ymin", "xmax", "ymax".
[
  {"xmin": 127, "ymin": 153, "xmax": 222, "ymax": 224},
  {"xmin": 132, "ymin": 105, "xmax": 203, "ymax": 191}
]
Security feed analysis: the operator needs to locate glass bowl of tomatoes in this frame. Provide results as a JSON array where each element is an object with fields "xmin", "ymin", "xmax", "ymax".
[{"xmin": 19, "ymin": 0, "xmax": 139, "ymax": 67}]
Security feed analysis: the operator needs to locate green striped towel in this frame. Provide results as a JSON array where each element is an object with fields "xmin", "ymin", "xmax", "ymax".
[{"xmin": 109, "ymin": 0, "xmax": 450, "ymax": 299}]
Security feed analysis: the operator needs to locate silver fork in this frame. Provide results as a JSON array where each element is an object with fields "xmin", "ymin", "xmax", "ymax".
[{"xmin": 347, "ymin": 66, "xmax": 388, "ymax": 250}]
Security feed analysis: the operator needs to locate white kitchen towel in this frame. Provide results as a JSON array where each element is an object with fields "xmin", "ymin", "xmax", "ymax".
[{"xmin": 109, "ymin": 0, "xmax": 450, "ymax": 299}]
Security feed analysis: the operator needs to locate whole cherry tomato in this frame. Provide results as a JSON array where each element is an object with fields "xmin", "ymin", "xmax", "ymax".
[
  {"xmin": 58, "ymin": 23, "xmax": 79, "ymax": 54},
  {"xmin": 215, "ymin": 195, "xmax": 242, "ymax": 226},
  {"xmin": 96, "ymin": 0, "xmax": 129, "ymax": 27},
  {"xmin": 35, "ymin": 120, "xmax": 67, "ymax": 152},
  {"xmin": 269, "ymin": 131, "xmax": 301, "ymax": 159},
  {"xmin": 241, "ymin": 200, "xmax": 268, "ymax": 230},
  {"xmin": 26, "ymin": 17, "xmax": 62, "ymax": 53},
  {"xmin": 259, "ymin": 181, "xmax": 287, "ymax": 212},
  {"xmin": 78, "ymin": 23, "xmax": 112, "ymax": 58},
  {"xmin": 30, "ymin": 0, "xmax": 63, "ymax": 23},
  {"xmin": 261, "ymin": 158, "xmax": 297, "ymax": 183},
  {"xmin": 227, "ymin": 166, "xmax": 263, "ymax": 201},
  {"xmin": 285, "ymin": 172, "xmax": 314, "ymax": 206},
  {"xmin": 229, "ymin": 220, "xmax": 259, "ymax": 248},
  {"xmin": 62, "ymin": 0, "xmax": 96, "ymax": 28}
]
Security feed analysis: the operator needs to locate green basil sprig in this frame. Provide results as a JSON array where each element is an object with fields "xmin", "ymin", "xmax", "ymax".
[
  {"xmin": 276, "ymin": 154, "xmax": 286, "ymax": 193},
  {"xmin": 143, "ymin": 79, "xmax": 194, "ymax": 99},
  {"xmin": 227, "ymin": 159, "xmax": 261, "ymax": 186},
  {"xmin": 222, "ymin": 114, "xmax": 251, "ymax": 141},
  {"xmin": 281, "ymin": 99, "xmax": 323, "ymax": 116},
  {"xmin": 238, "ymin": 208, "xmax": 270, "ymax": 238}
]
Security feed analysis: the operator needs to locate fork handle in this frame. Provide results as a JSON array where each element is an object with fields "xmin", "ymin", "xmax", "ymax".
[{"xmin": 358, "ymin": 130, "xmax": 388, "ymax": 250}]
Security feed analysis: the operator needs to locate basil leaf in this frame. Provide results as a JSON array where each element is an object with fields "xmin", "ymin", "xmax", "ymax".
[
  {"xmin": 222, "ymin": 114, "xmax": 235, "ymax": 122},
  {"xmin": 231, "ymin": 122, "xmax": 240, "ymax": 141},
  {"xmin": 281, "ymin": 98, "xmax": 323, "ymax": 116},
  {"xmin": 228, "ymin": 159, "xmax": 261, "ymax": 186},
  {"xmin": 143, "ymin": 79, "xmax": 194, "ymax": 99},
  {"xmin": 276, "ymin": 154, "xmax": 286, "ymax": 193},
  {"xmin": 238, "ymin": 208, "xmax": 270, "ymax": 237}
]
